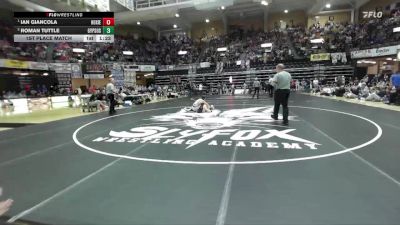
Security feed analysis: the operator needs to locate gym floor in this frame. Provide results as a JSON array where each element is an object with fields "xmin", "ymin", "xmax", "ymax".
[{"xmin": 1, "ymin": 93, "xmax": 400, "ymax": 225}]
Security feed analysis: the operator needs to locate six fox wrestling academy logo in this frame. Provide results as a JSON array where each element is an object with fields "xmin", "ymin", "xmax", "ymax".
[{"xmin": 92, "ymin": 107, "xmax": 320, "ymax": 151}]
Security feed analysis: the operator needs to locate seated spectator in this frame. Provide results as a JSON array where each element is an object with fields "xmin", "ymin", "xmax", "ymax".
[
  {"xmin": 89, "ymin": 90, "xmax": 106, "ymax": 111},
  {"xmin": 365, "ymin": 88, "xmax": 382, "ymax": 102}
]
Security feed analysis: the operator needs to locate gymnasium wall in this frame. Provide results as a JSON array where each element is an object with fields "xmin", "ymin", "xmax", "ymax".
[
  {"xmin": 0, "ymin": 8, "xmax": 13, "ymax": 24},
  {"xmin": 90, "ymin": 79, "xmax": 109, "ymax": 89},
  {"xmin": 266, "ymin": 10, "xmax": 307, "ymax": 31},
  {"xmin": 229, "ymin": 17, "xmax": 264, "ymax": 31},
  {"xmin": 71, "ymin": 78, "xmax": 88, "ymax": 91},
  {"xmin": 307, "ymin": 11, "xmax": 352, "ymax": 28}
]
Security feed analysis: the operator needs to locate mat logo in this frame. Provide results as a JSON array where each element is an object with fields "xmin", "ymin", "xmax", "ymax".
[
  {"xmin": 101, "ymin": 127, "xmax": 320, "ymax": 150},
  {"xmin": 150, "ymin": 107, "xmax": 297, "ymax": 130},
  {"xmin": 93, "ymin": 107, "xmax": 320, "ymax": 150}
]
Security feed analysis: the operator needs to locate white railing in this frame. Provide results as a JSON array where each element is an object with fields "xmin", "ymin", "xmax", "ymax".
[{"xmin": 135, "ymin": 0, "xmax": 192, "ymax": 9}]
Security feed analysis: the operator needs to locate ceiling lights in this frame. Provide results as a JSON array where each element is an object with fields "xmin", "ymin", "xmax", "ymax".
[
  {"xmin": 173, "ymin": 24, "xmax": 178, "ymax": 28},
  {"xmin": 326, "ymin": 3, "xmax": 331, "ymax": 8},
  {"xmin": 178, "ymin": 50, "xmax": 187, "ymax": 55},
  {"xmin": 205, "ymin": 18, "xmax": 210, "ymax": 23},
  {"xmin": 221, "ymin": 6, "xmax": 225, "ymax": 10},
  {"xmin": 175, "ymin": 13, "xmax": 180, "ymax": 18},
  {"xmin": 284, "ymin": 9, "xmax": 288, "ymax": 13},
  {"xmin": 72, "ymin": 48, "xmax": 85, "ymax": 53},
  {"xmin": 123, "ymin": 51, "xmax": 133, "ymax": 55},
  {"xmin": 393, "ymin": 27, "xmax": 400, "ymax": 32},
  {"xmin": 261, "ymin": 43, "xmax": 273, "ymax": 48},
  {"xmin": 137, "ymin": 21, "xmax": 141, "ymax": 25},
  {"xmin": 217, "ymin": 47, "xmax": 227, "ymax": 52},
  {"xmin": 261, "ymin": 1, "xmax": 268, "ymax": 6},
  {"xmin": 310, "ymin": 38, "xmax": 324, "ymax": 43}
]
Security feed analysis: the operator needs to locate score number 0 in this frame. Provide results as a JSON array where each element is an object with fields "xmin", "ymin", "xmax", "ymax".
[{"xmin": 102, "ymin": 18, "xmax": 114, "ymax": 26}]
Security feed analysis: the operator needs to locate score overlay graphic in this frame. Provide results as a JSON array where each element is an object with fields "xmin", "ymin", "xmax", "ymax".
[{"xmin": 13, "ymin": 12, "xmax": 114, "ymax": 43}]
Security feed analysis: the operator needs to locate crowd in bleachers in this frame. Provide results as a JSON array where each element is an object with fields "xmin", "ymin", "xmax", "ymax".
[
  {"xmin": 52, "ymin": 34, "xmax": 200, "ymax": 65},
  {"xmin": 0, "ymin": 21, "xmax": 48, "ymax": 61},
  {"xmin": 290, "ymin": 13, "xmax": 400, "ymax": 58},
  {"xmin": 1, "ymin": 13, "xmax": 400, "ymax": 66},
  {"xmin": 199, "ymin": 28, "xmax": 293, "ymax": 67},
  {"xmin": 312, "ymin": 73, "xmax": 400, "ymax": 105}
]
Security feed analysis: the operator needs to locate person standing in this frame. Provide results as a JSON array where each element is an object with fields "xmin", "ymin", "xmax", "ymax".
[
  {"xmin": 106, "ymin": 76, "xmax": 116, "ymax": 115},
  {"xmin": 199, "ymin": 83, "xmax": 203, "ymax": 96},
  {"xmin": 271, "ymin": 64, "xmax": 292, "ymax": 126},
  {"xmin": 268, "ymin": 76, "xmax": 274, "ymax": 97},
  {"xmin": 252, "ymin": 77, "xmax": 261, "ymax": 99},
  {"xmin": 218, "ymin": 82, "xmax": 222, "ymax": 95}
]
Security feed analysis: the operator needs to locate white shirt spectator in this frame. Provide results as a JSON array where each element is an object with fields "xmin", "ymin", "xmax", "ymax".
[{"xmin": 106, "ymin": 83, "xmax": 115, "ymax": 95}]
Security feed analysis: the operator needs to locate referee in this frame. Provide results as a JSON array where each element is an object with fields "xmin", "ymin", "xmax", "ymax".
[
  {"xmin": 106, "ymin": 76, "xmax": 116, "ymax": 115},
  {"xmin": 271, "ymin": 64, "xmax": 292, "ymax": 125}
]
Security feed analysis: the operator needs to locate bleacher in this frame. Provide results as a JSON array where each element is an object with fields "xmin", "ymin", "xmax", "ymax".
[{"xmin": 155, "ymin": 61, "xmax": 354, "ymax": 88}]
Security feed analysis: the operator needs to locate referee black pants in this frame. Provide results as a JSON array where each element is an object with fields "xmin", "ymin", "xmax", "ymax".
[
  {"xmin": 273, "ymin": 89, "xmax": 290, "ymax": 123},
  {"xmin": 107, "ymin": 93, "xmax": 116, "ymax": 114},
  {"xmin": 268, "ymin": 85, "xmax": 274, "ymax": 97}
]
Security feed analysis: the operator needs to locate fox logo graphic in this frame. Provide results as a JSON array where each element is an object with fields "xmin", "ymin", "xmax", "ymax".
[
  {"xmin": 100, "ymin": 107, "xmax": 320, "ymax": 150},
  {"xmin": 150, "ymin": 107, "xmax": 297, "ymax": 130}
]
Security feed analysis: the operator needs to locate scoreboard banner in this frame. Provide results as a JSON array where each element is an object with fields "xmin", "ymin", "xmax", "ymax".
[
  {"xmin": 111, "ymin": 63, "xmax": 124, "ymax": 89},
  {"xmin": 139, "ymin": 65, "xmax": 156, "ymax": 72},
  {"xmin": 29, "ymin": 62, "xmax": 49, "ymax": 70},
  {"xmin": 49, "ymin": 63, "xmax": 72, "ymax": 73},
  {"xmin": 200, "ymin": 62, "xmax": 211, "ymax": 68},
  {"xmin": 14, "ymin": 12, "xmax": 114, "ymax": 43},
  {"xmin": 84, "ymin": 74, "xmax": 105, "ymax": 79},
  {"xmin": 84, "ymin": 63, "xmax": 104, "ymax": 73},
  {"xmin": 310, "ymin": 53, "xmax": 331, "ymax": 61},
  {"xmin": 4, "ymin": 59, "xmax": 29, "ymax": 69},
  {"xmin": 71, "ymin": 64, "xmax": 82, "ymax": 78},
  {"xmin": 124, "ymin": 70, "xmax": 136, "ymax": 87},
  {"xmin": 123, "ymin": 64, "xmax": 140, "ymax": 71},
  {"xmin": 103, "ymin": 63, "xmax": 116, "ymax": 72},
  {"xmin": 350, "ymin": 45, "xmax": 400, "ymax": 59}
]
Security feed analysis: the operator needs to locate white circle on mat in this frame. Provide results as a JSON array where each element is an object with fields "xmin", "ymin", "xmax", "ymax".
[{"xmin": 72, "ymin": 105, "xmax": 382, "ymax": 165}]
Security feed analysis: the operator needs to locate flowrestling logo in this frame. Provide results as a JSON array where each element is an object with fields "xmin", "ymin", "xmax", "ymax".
[
  {"xmin": 92, "ymin": 107, "xmax": 320, "ymax": 150},
  {"xmin": 363, "ymin": 11, "xmax": 383, "ymax": 19}
]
